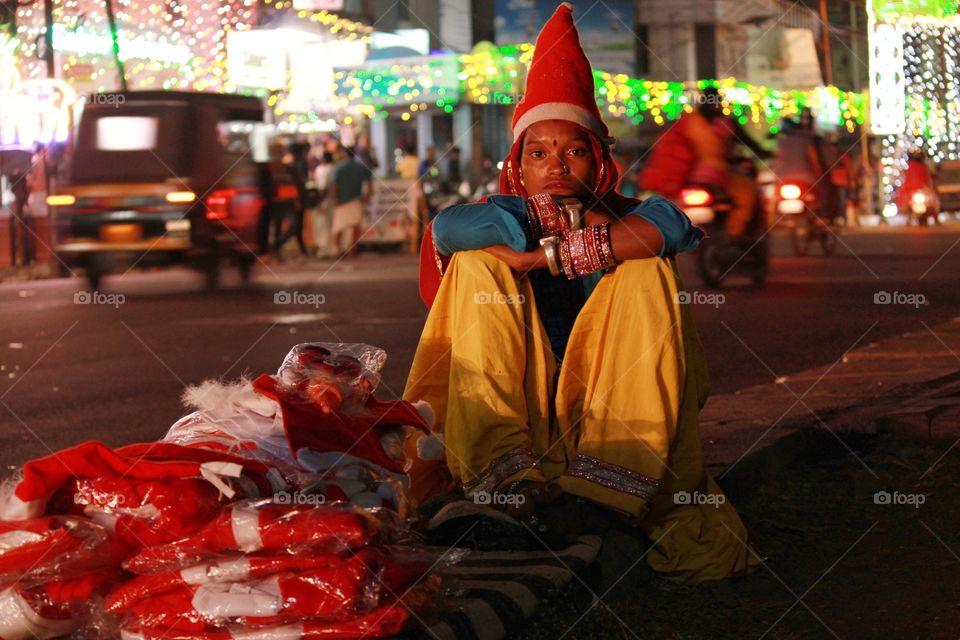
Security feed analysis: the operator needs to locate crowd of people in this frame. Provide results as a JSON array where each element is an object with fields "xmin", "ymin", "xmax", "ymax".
[
  {"xmin": 257, "ymin": 136, "xmax": 378, "ymax": 262},
  {"xmin": 260, "ymin": 135, "xmax": 484, "ymax": 261}
]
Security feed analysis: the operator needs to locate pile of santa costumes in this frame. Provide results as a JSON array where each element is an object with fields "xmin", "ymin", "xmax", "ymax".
[{"xmin": 0, "ymin": 343, "xmax": 445, "ymax": 639}]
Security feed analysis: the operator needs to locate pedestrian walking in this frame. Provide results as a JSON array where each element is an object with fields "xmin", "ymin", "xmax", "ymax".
[{"xmin": 328, "ymin": 147, "xmax": 371, "ymax": 258}]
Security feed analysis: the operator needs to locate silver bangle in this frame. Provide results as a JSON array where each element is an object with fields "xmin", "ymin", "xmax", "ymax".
[
  {"xmin": 559, "ymin": 198, "xmax": 584, "ymax": 230},
  {"xmin": 539, "ymin": 236, "xmax": 561, "ymax": 276}
]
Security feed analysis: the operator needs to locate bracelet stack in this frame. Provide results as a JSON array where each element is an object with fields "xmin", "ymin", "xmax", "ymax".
[
  {"xmin": 525, "ymin": 193, "xmax": 616, "ymax": 279},
  {"xmin": 526, "ymin": 193, "xmax": 570, "ymax": 240},
  {"xmin": 551, "ymin": 224, "xmax": 616, "ymax": 279}
]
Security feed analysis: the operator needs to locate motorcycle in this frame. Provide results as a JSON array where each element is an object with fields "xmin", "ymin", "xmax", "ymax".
[
  {"xmin": 776, "ymin": 181, "xmax": 838, "ymax": 257},
  {"xmin": 903, "ymin": 186, "xmax": 939, "ymax": 226},
  {"xmin": 677, "ymin": 158, "xmax": 769, "ymax": 289}
]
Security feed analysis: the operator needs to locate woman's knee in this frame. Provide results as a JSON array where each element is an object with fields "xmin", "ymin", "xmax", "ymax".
[{"xmin": 450, "ymin": 250, "xmax": 518, "ymax": 287}]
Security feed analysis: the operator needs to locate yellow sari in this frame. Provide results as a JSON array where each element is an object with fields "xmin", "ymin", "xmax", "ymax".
[{"xmin": 403, "ymin": 250, "xmax": 758, "ymax": 582}]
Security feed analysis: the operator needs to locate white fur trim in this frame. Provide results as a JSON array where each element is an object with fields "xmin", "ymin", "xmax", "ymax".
[
  {"xmin": 412, "ymin": 400, "xmax": 435, "ymax": 428},
  {"xmin": 0, "ymin": 495, "xmax": 43, "ymax": 522},
  {"xmin": 182, "ymin": 378, "xmax": 277, "ymax": 418},
  {"xmin": 512, "ymin": 102, "xmax": 615, "ymax": 145}
]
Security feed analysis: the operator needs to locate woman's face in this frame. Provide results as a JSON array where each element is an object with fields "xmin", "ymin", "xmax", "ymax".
[{"xmin": 519, "ymin": 119, "xmax": 597, "ymax": 199}]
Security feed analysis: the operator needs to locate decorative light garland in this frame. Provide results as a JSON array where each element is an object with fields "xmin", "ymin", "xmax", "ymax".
[
  {"xmin": 869, "ymin": 0, "xmax": 960, "ymax": 206},
  {"xmin": 11, "ymin": 0, "xmax": 367, "ymax": 95},
  {"xmin": 334, "ymin": 43, "xmax": 866, "ymax": 130}
]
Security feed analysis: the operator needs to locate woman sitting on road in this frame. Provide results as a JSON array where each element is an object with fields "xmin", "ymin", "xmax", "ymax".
[{"xmin": 403, "ymin": 4, "xmax": 757, "ymax": 582}]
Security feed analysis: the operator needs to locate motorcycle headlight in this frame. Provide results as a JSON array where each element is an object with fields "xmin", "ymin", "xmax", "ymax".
[{"xmin": 911, "ymin": 192, "xmax": 927, "ymax": 204}]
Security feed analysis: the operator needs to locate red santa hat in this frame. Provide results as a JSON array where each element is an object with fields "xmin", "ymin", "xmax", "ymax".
[{"xmin": 511, "ymin": 2, "xmax": 613, "ymax": 146}]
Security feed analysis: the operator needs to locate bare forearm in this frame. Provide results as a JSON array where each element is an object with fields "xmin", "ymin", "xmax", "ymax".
[{"xmin": 607, "ymin": 216, "xmax": 663, "ymax": 260}]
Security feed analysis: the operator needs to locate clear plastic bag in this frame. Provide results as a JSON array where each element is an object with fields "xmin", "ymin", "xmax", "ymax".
[
  {"xmin": 114, "ymin": 550, "xmax": 389, "ymax": 632},
  {"xmin": 274, "ymin": 343, "xmax": 387, "ymax": 414},
  {"xmin": 65, "ymin": 477, "xmax": 228, "ymax": 549},
  {"xmin": 0, "ymin": 517, "xmax": 124, "ymax": 588},
  {"xmin": 0, "ymin": 569, "xmax": 120, "ymax": 640},
  {"xmin": 122, "ymin": 500, "xmax": 383, "ymax": 575},
  {"xmin": 117, "ymin": 604, "xmax": 410, "ymax": 640}
]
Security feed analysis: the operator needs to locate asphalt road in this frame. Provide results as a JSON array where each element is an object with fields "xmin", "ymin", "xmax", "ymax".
[{"xmin": 2, "ymin": 224, "xmax": 959, "ymax": 470}]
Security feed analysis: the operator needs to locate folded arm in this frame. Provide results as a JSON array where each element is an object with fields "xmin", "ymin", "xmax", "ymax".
[{"xmin": 441, "ymin": 195, "xmax": 702, "ymax": 273}]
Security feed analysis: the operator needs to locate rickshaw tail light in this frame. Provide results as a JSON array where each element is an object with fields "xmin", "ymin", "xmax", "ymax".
[
  {"xmin": 780, "ymin": 184, "xmax": 802, "ymax": 200},
  {"xmin": 680, "ymin": 188, "xmax": 712, "ymax": 207},
  {"xmin": 205, "ymin": 189, "xmax": 235, "ymax": 220}
]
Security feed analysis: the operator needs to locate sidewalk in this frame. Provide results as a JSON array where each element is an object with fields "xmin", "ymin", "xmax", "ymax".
[
  {"xmin": 0, "ymin": 251, "xmax": 419, "ymax": 285},
  {"xmin": 0, "ymin": 262, "xmax": 55, "ymax": 283},
  {"xmin": 703, "ymin": 315, "xmax": 960, "ymax": 492}
]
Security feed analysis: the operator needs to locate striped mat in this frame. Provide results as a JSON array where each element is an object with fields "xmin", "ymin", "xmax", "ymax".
[{"xmin": 410, "ymin": 535, "xmax": 602, "ymax": 640}]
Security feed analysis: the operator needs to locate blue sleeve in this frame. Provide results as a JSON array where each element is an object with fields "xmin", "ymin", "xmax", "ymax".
[
  {"xmin": 432, "ymin": 195, "xmax": 528, "ymax": 255},
  {"xmin": 624, "ymin": 195, "xmax": 704, "ymax": 256}
]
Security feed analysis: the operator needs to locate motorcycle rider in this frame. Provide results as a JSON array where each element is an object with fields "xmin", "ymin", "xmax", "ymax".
[
  {"xmin": 897, "ymin": 147, "xmax": 939, "ymax": 222},
  {"xmin": 774, "ymin": 109, "xmax": 830, "ymax": 217},
  {"xmin": 639, "ymin": 87, "xmax": 768, "ymax": 241}
]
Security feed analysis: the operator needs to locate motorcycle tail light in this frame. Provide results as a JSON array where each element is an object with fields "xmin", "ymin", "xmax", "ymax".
[
  {"xmin": 779, "ymin": 184, "xmax": 802, "ymax": 200},
  {"xmin": 680, "ymin": 188, "xmax": 712, "ymax": 207},
  {"xmin": 205, "ymin": 189, "xmax": 236, "ymax": 220}
]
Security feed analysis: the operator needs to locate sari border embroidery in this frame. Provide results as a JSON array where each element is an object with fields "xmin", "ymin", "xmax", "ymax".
[
  {"xmin": 566, "ymin": 453, "xmax": 659, "ymax": 500},
  {"xmin": 462, "ymin": 446, "xmax": 539, "ymax": 496}
]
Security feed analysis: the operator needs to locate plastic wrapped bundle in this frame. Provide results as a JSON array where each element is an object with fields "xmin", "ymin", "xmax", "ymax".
[
  {"xmin": 118, "ymin": 604, "xmax": 409, "ymax": 640},
  {"xmin": 0, "ymin": 441, "xmax": 279, "ymax": 524},
  {"xmin": 0, "ymin": 570, "xmax": 119, "ymax": 640},
  {"xmin": 165, "ymin": 343, "xmax": 441, "ymax": 515},
  {"xmin": 106, "ymin": 555, "xmax": 346, "ymax": 613},
  {"xmin": 113, "ymin": 549, "xmax": 426, "ymax": 637},
  {"xmin": 123, "ymin": 501, "xmax": 377, "ymax": 575},
  {"xmin": 117, "ymin": 557, "xmax": 377, "ymax": 632},
  {"xmin": 65, "ymin": 477, "xmax": 225, "ymax": 549},
  {"xmin": 0, "ymin": 517, "xmax": 125, "ymax": 587}
]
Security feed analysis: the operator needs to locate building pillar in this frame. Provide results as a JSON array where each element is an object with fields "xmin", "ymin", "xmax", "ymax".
[
  {"xmin": 369, "ymin": 115, "xmax": 388, "ymax": 178},
  {"xmin": 452, "ymin": 102, "xmax": 472, "ymax": 181},
  {"xmin": 416, "ymin": 111, "xmax": 434, "ymax": 158}
]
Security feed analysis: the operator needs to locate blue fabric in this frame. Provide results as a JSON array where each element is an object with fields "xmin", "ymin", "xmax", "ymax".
[
  {"xmin": 432, "ymin": 195, "xmax": 529, "ymax": 256},
  {"xmin": 622, "ymin": 195, "xmax": 704, "ymax": 256}
]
